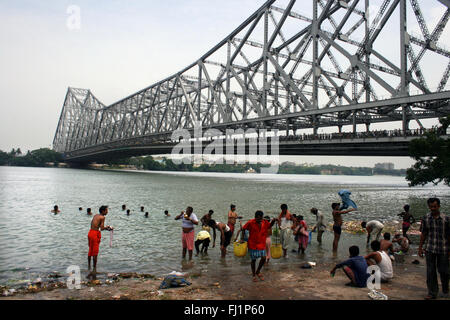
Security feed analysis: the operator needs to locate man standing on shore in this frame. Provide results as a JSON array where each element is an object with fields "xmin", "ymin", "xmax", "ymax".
[
  {"xmin": 88, "ymin": 206, "xmax": 113, "ymax": 277},
  {"xmin": 175, "ymin": 207, "xmax": 199, "ymax": 260},
  {"xmin": 242, "ymin": 211, "xmax": 277, "ymax": 282},
  {"xmin": 419, "ymin": 197, "xmax": 449, "ymax": 300},
  {"xmin": 332, "ymin": 203, "xmax": 355, "ymax": 252},
  {"xmin": 311, "ymin": 208, "xmax": 326, "ymax": 244}
]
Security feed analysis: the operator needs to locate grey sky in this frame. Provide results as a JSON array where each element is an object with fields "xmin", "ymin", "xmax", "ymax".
[{"xmin": 0, "ymin": 0, "xmax": 448, "ymax": 169}]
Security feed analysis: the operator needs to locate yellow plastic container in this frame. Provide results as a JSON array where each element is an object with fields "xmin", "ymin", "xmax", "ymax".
[
  {"xmin": 233, "ymin": 241, "xmax": 248, "ymax": 257},
  {"xmin": 271, "ymin": 243, "xmax": 283, "ymax": 259}
]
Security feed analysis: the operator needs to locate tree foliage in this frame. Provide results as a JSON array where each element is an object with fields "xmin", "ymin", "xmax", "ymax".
[
  {"xmin": 406, "ymin": 116, "xmax": 450, "ymax": 187},
  {"xmin": 0, "ymin": 148, "xmax": 63, "ymax": 167}
]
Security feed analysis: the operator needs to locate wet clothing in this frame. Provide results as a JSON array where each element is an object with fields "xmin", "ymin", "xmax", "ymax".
[
  {"xmin": 333, "ymin": 224, "xmax": 342, "ymax": 235},
  {"xmin": 243, "ymin": 219, "xmax": 271, "ymax": 251},
  {"xmin": 88, "ymin": 230, "xmax": 101, "ymax": 257},
  {"xmin": 196, "ymin": 230, "xmax": 211, "ymax": 241},
  {"xmin": 181, "ymin": 213, "xmax": 198, "ymax": 229},
  {"xmin": 221, "ymin": 230, "xmax": 233, "ymax": 248},
  {"xmin": 336, "ymin": 256, "xmax": 369, "ymax": 288},
  {"xmin": 195, "ymin": 238, "xmax": 210, "ymax": 253},
  {"xmin": 338, "ymin": 189, "xmax": 357, "ymax": 210},
  {"xmin": 315, "ymin": 211, "xmax": 326, "ymax": 232},
  {"xmin": 296, "ymin": 222, "xmax": 309, "ymax": 250},
  {"xmin": 182, "ymin": 230, "xmax": 195, "ymax": 251},
  {"xmin": 249, "ymin": 249, "xmax": 266, "ymax": 261},
  {"xmin": 367, "ymin": 220, "xmax": 384, "ymax": 241},
  {"xmin": 280, "ymin": 228, "xmax": 292, "ymax": 250}
]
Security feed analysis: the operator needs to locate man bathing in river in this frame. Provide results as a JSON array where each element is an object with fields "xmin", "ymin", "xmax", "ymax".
[
  {"xmin": 175, "ymin": 207, "xmax": 199, "ymax": 260},
  {"xmin": 51, "ymin": 205, "xmax": 61, "ymax": 215},
  {"xmin": 242, "ymin": 211, "xmax": 277, "ymax": 282},
  {"xmin": 88, "ymin": 206, "xmax": 113, "ymax": 277},
  {"xmin": 228, "ymin": 204, "xmax": 242, "ymax": 237},
  {"xmin": 311, "ymin": 208, "xmax": 326, "ymax": 244},
  {"xmin": 200, "ymin": 210, "xmax": 217, "ymax": 248},
  {"xmin": 216, "ymin": 221, "xmax": 233, "ymax": 258},
  {"xmin": 361, "ymin": 220, "xmax": 384, "ymax": 244},
  {"xmin": 278, "ymin": 204, "xmax": 294, "ymax": 258},
  {"xmin": 332, "ymin": 203, "xmax": 356, "ymax": 252}
]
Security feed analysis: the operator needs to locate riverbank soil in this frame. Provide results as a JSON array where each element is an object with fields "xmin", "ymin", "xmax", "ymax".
[{"xmin": 1, "ymin": 255, "xmax": 447, "ymax": 301}]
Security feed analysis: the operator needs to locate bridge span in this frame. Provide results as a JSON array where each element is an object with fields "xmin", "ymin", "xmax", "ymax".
[{"xmin": 53, "ymin": 0, "xmax": 450, "ymax": 163}]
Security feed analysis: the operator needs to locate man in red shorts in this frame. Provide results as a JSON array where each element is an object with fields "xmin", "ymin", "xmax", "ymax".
[
  {"xmin": 242, "ymin": 211, "xmax": 277, "ymax": 282},
  {"xmin": 88, "ymin": 205, "xmax": 113, "ymax": 277}
]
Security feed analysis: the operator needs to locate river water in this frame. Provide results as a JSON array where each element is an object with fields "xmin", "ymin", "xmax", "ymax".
[{"xmin": 0, "ymin": 166, "xmax": 448, "ymax": 286}]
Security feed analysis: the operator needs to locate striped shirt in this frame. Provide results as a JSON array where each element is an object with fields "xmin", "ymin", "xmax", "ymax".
[{"xmin": 420, "ymin": 212, "xmax": 449, "ymax": 255}]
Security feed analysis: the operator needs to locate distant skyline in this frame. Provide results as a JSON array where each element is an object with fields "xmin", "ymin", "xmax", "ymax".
[{"xmin": 0, "ymin": 0, "xmax": 448, "ymax": 170}]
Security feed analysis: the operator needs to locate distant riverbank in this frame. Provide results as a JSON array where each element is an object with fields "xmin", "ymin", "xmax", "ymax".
[{"xmin": 97, "ymin": 156, "xmax": 407, "ymax": 177}]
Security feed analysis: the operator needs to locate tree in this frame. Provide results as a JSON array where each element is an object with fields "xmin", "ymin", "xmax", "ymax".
[{"xmin": 406, "ymin": 116, "xmax": 450, "ymax": 187}]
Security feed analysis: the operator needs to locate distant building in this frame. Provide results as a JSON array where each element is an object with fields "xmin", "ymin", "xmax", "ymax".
[
  {"xmin": 246, "ymin": 167, "xmax": 256, "ymax": 174},
  {"xmin": 374, "ymin": 162, "xmax": 394, "ymax": 170}
]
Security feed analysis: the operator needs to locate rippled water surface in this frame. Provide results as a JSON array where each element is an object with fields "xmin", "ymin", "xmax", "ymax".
[{"xmin": 0, "ymin": 166, "xmax": 448, "ymax": 285}]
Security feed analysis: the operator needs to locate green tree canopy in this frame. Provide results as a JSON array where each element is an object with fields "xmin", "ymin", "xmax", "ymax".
[{"xmin": 406, "ymin": 116, "xmax": 450, "ymax": 187}]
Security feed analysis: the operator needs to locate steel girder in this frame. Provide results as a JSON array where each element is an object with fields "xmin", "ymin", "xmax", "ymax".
[{"xmin": 53, "ymin": 0, "xmax": 450, "ymax": 154}]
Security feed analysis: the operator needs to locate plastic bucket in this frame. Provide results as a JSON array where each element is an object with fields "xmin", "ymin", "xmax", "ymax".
[
  {"xmin": 233, "ymin": 241, "xmax": 248, "ymax": 257},
  {"xmin": 271, "ymin": 243, "xmax": 283, "ymax": 259}
]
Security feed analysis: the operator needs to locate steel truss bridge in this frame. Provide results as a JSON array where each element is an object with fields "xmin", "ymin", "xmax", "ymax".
[{"xmin": 54, "ymin": 0, "xmax": 450, "ymax": 163}]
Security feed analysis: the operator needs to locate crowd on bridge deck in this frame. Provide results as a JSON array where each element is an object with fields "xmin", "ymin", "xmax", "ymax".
[{"xmin": 280, "ymin": 127, "xmax": 434, "ymax": 142}]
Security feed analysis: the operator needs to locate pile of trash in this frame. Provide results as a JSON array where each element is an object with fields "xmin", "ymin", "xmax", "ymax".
[{"xmin": 327, "ymin": 220, "xmax": 422, "ymax": 236}]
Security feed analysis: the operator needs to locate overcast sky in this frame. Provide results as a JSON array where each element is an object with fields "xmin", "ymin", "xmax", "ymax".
[{"xmin": 0, "ymin": 0, "xmax": 448, "ymax": 169}]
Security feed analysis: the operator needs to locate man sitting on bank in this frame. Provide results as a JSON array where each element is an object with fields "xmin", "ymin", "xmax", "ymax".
[
  {"xmin": 365, "ymin": 240, "xmax": 394, "ymax": 283},
  {"xmin": 330, "ymin": 245, "xmax": 369, "ymax": 288}
]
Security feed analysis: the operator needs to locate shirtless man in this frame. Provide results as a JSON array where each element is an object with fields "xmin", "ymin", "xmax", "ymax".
[
  {"xmin": 88, "ymin": 206, "xmax": 113, "ymax": 276},
  {"xmin": 216, "ymin": 221, "xmax": 233, "ymax": 258},
  {"xmin": 332, "ymin": 203, "xmax": 356, "ymax": 252},
  {"xmin": 200, "ymin": 210, "xmax": 217, "ymax": 248},
  {"xmin": 380, "ymin": 233, "xmax": 394, "ymax": 254},
  {"xmin": 227, "ymin": 204, "xmax": 242, "ymax": 236},
  {"xmin": 392, "ymin": 233, "xmax": 410, "ymax": 253}
]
